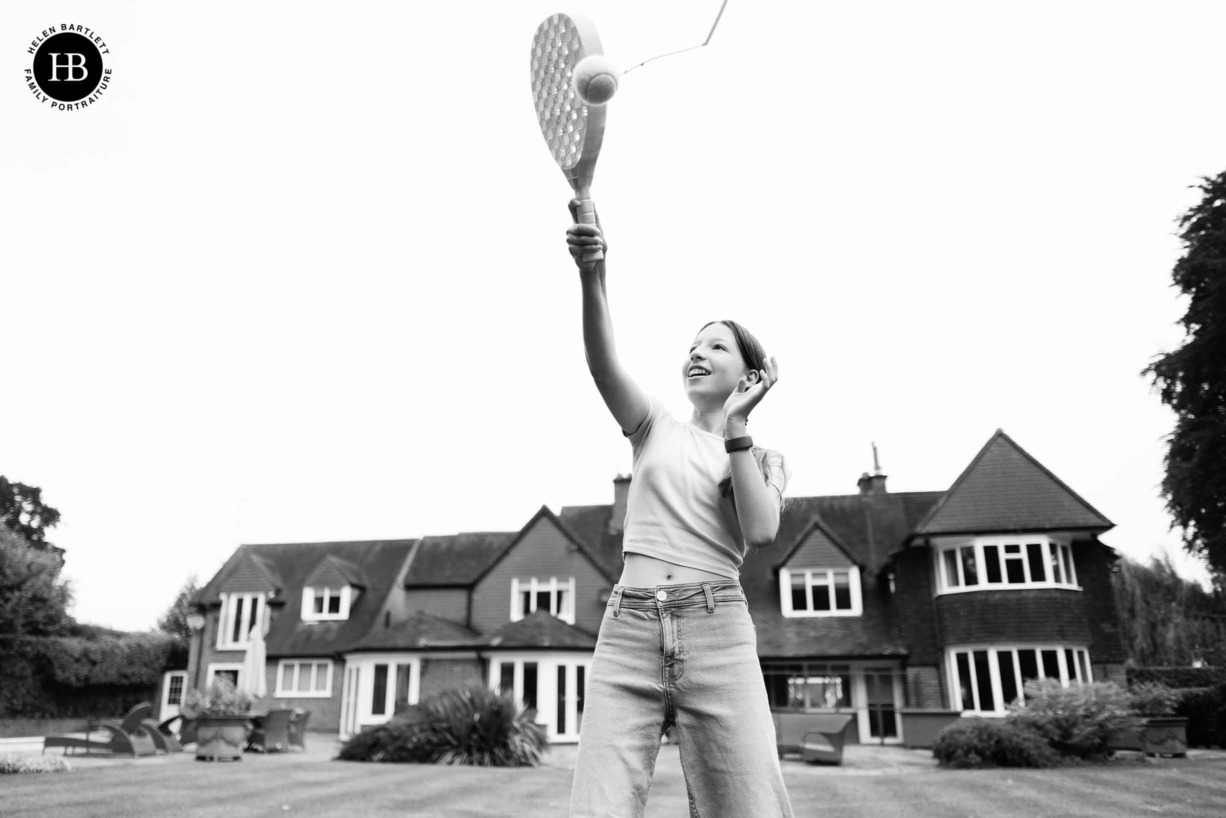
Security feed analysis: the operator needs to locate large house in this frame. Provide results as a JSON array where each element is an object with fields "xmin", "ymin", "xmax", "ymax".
[{"xmin": 178, "ymin": 430, "xmax": 1125, "ymax": 745}]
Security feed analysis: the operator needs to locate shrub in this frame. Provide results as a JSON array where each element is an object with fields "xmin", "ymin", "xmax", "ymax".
[
  {"xmin": 932, "ymin": 718, "xmax": 1060, "ymax": 769},
  {"xmin": 1006, "ymin": 680, "xmax": 1138, "ymax": 760},
  {"xmin": 337, "ymin": 686, "xmax": 546, "ymax": 767},
  {"xmin": 0, "ymin": 754, "xmax": 72, "ymax": 774},
  {"xmin": 183, "ymin": 676, "xmax": 253, "ymax": 717},
  {"xmin": 1128, "ymin": 682, "xmax": 1180, "ymax": 717},
  {"xmin": 1176, "ymin": 683, "xmax": 1226, "ymax": 748}
]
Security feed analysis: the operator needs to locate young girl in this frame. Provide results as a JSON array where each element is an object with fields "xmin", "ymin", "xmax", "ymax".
[{"xmin": 565, "ymin": 203, "xmax": 793, "ymax": 818}]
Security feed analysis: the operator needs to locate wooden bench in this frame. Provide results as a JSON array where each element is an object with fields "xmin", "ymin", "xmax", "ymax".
[{"xmin": 773, "ymin": 712, "xmax": 855, "ymax": 764}]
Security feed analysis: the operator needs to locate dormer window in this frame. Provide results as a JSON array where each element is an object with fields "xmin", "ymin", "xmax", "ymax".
[
  {"xmin": 936, "ymin": 535, "xmax": 1078, "ymax": 593},
  {"xmin": 780, "ymin": 567, "xmax": 863, "ymax": 617},
  {"xmin": 510, "ymin": 577, "xmax": 575, "ymax": 624},
  {"xmin": 302, "ymin": 585, "xmax": 353, "ymax": 621}
]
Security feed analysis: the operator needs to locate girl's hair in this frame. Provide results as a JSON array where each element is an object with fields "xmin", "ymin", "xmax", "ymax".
[{"xmin": 703, "ymin": 320, "xmax": 789, "ymax": 516}]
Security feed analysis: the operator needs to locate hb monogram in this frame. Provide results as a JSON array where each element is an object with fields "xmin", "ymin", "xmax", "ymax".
[{"xmin": 48, "ymin": 53, "xmax": 89, "ymax": 81}]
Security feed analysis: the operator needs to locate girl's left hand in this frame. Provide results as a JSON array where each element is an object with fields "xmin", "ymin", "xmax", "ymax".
[{"xmin": 723, "ymin": 356, "xmax": 779, "ymax": 424}]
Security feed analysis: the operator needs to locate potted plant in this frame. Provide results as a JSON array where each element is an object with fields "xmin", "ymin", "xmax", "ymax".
[{"xmin": 184, "ymin": 677, "xmax": 255, "ymax": 762}]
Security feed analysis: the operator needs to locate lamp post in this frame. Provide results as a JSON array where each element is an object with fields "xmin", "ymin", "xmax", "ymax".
[{"xmin": 186, "ymin": 612, "xmax": 206, "ymax": 691}]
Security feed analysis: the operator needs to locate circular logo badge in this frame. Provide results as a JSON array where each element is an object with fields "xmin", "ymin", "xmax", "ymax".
[{"xmin": 24, "ymin": 25, "xmax": 113, "ymax": 111}]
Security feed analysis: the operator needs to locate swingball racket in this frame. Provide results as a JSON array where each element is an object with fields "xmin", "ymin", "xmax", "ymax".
[{"xmin": 530, "ymin": 13, "xmax": 607, "ymax": 263}]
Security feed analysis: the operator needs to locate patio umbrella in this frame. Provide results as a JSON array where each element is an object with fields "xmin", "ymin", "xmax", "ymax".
[{"xmin": 239, "ymin": 616, "xmax": 267, "ymax": 699}]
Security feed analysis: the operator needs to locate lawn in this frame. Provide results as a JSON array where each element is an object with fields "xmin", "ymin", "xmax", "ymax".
[{"xmin": 5, "ymin": 742, "xmax": 1226, "ymax": 817}]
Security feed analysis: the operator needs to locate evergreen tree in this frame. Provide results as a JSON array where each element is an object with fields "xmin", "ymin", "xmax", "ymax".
[
  {"xmin": 0, "ymin": 527, "xmax": 73, "ymax": 637},
  {"xmin": 156, "ymin": 575, "xmax": 200, "ymax": 643},
  {"xmin": 0, "ymin": 477, "xmax": 61, "ymax": 550},
  {"xmin": 1145, "ymin": 170, "xmax": 1226, "ymax": 584}
]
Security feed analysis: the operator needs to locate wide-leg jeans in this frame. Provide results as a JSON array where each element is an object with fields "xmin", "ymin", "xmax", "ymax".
[{"xmin": 569, "ymin": 581, "xmax": 793, "ymax": 818}]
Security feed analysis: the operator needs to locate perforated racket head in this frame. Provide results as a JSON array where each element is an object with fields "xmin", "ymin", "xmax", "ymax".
[{"xmin": 530, "ymin": 13, "xmax": 606, "ymax": 191}]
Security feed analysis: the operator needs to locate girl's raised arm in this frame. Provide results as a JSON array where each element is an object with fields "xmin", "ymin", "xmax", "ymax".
[{"xmin": 566, "ymin": 205, "xmax": 649, "ymax": 435}]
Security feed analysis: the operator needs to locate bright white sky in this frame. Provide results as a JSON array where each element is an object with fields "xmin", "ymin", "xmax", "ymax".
[{"xmin": 3, "ymin": 1, "xmax": 1223, "ymax": 632}]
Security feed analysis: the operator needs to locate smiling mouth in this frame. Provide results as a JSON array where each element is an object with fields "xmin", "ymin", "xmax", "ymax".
[{"xmin": 687, "ymin": 367, "xmax": 711, "ymax": 378}]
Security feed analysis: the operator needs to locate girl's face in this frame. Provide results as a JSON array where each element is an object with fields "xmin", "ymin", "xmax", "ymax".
[{"xmin": 682, "ymin": 322, "xmax": 757, "ymax": 403}]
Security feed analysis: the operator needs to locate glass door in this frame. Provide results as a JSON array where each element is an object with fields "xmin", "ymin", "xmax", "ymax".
[{"xmin": 862, "ymin": 669, "xmax": 900, "ymax": 744}]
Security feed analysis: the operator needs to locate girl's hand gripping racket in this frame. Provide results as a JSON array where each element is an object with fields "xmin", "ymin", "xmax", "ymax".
[{"xmin": 530, "ymin": 13, "xmax": 607, "ymax": 263}]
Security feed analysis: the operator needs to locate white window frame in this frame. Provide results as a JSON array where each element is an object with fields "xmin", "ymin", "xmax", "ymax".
[
  {"xmin": 274, "ymin": 659, "xmax": 334, "ymax": 697},
  {"xmin": 510, "ymin": 577, "xmax": 576, "ymax": 625},
  {"xmin": 947, "ymin": 644, "xmax": 1094, "ymax": 716},
  {"xmin": 935, "ymin": 535, "xmax": 1080, "ymax": 594},
  {"xmin": 216, "ymin": 592, "xmax": 266, "ymax": 649},
  {"xmin": 779, "ymin": 567, "xmax": 863, "ymax": 617},
  {"xmin": 301, "ymin": 585, "xmax": 352, "ymax": 622}
]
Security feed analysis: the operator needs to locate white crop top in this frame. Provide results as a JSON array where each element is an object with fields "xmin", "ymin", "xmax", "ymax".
[{"xmin": 622, "ymin": 396, "xmax": 788, "ymax": 577}]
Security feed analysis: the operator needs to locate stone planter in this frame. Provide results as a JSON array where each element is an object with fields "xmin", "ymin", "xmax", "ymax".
[
  {"xmin": 1110, "ymin": 717, "xmax": 1188, "ymax": 757},
  {"xmin": 1140, "ymin": 717, "xmax": 1188, "ymax": 758},
  {"xmin": 194, "ymin": 715, "xmax": 251, "ymax": 762},
  {"xmin": 899, "ymin": 709, "xmax": 963, "ymax": 749}
]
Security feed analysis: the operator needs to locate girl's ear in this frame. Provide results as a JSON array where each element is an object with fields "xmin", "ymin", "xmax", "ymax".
[{"xmin": 744, "ymin": 369, "xmax": 761, "ymax": 385}]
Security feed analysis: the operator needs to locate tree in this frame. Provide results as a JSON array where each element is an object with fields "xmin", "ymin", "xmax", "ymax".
[
  {"xmin": 1145, "ymin": 170, "xmax": 1226, "ymax": 584},
  {"xmin": 0, "ymin": 476, "xmax": 62, "ymax": 549},
  {"xmin": 0, "ymin": 527, "xmax": 73, "ymax": 638},
  {"xmin": 157, "ymin": 574, "xmax": 200, "ymax": 643},
  {"xmin": 1113, "ymin": 555, "xmax": 1226, "ymax": 667}
]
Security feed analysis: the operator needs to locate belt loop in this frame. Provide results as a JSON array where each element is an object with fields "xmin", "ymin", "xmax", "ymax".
[
  {"xmin": 702, "ymin": 582, "xmax": 715, "ymax": 613},
  {"xmin": 612, "ymin": 586, "xmax": 623, "ymax": 617}
]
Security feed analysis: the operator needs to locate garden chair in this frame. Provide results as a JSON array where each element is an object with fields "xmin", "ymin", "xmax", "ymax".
[
  {"xmin": 773, "ymin": 712, "xmax": 855, "ymax": 764},
  {"xmin": 43, "ymin": 702, "xmax": 160, "ymax": 757},
  {"xmin": 247, "ymin": 708, "xmax": 293, "ymax": 753},
  {"xmin": 287, "ymin": 709, "xmax": 311, "ymax": 752},
  {"xmin": 154, "ymin": 713, "xmax": 198, "ymax": 752}
]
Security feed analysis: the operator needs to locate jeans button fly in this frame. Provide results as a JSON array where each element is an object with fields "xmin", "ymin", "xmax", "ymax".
[{"xmin": 656, "ymin": 590, "xmax": 667, "ymax": 601}]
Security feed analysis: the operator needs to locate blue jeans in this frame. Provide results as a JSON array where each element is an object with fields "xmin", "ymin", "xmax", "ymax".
[{"xmin": 570, "ymin": 582, "xmax": 793, "ymax": 818}]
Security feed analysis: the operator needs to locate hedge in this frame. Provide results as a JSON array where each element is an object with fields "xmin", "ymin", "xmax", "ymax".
[
  {"xmin": 1176, "ymin": 684, "xmax": 1226, "ymax": 748},
  {"xmin": 1127, "ymin": 667, "xmax": 1226, "ymax": 689},
  {"xmin": 0, "ymin": 633, "xmax": 187, "ymax": 719}
]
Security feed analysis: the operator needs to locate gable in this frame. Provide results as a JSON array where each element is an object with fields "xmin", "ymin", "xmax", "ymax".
[
  {"xmin": 915, "ymin": 430, "xmax": 1113, "ymax": 537},
  {"xmin": 305, "ymin": 555, "xmax": 367, "ymax": 590},
  {"xmin": 218, "ymin": 554, "xmax": 281, "ymax": 596},
  {"xmin": 779, "ymin": 521, "xmax": 858, "ymax": 570}
]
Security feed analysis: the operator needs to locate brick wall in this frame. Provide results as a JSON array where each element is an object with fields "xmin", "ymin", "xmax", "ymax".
[
  {"xmin": 419, "ymin": 658, "xmax": 484, "ymax": 699},
  {"xmin": 905, "ymin": 665, "xmax": 946, "ymax": 709},
  {"xmin": 891, "ymin": 548, "xmax": 942, "ymax": 663},
  {"xmin": 1076, "ymin": 540, "xmax": 1128, "ymax": 663},
  {"xmin": 937, "ymin": 589, "xmax": 1092, "ymax": 645}
]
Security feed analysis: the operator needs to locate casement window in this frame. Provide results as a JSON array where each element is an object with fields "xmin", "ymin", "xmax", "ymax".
[
  {"xmin": 275, "ymin": 660, "xmax": 333, "ymax": 697},
  {"xmin": 301, "ymin": 585, "xmax": 352, "ymax": 622},
  {"xmin": 779, "ymin": 567, "xmax": 862, "ymax": 617},
  {"xmin": 937, "ymin": 536, "xmax": 1079, "ymax": 593},
  {"xmin": 510, "ymin": 577, "xmax": 576, "ymax": 624},
  {"xmin": 217, "ymin": 593, "xmax": 265, "ymax": 649},
  {"xmin": 948, "ymin": 645, "xmax": 1093, "ymax": 715},
  {"xmin": 762, "ymin": 662, "xmax": 852, "ymax": 710}
]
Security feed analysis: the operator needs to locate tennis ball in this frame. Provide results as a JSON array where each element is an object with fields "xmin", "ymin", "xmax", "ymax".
[{"xmin": 573, "ymin": 54, "xmax": 619, "ymax": 106}]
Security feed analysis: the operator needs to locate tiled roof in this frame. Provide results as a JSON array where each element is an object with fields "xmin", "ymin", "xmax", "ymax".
[
  {"xmin": 486, "ymin": 610, "xmax": 597, "ymax": 650},
  {"xmin": 403, "ymin": 532, "xmax": 516, "ymax": 586},
  {"xmin": 913, "ymin": 430, "xmax": 1113, "ymax": 537},
  {"xmin": 196, "ymin": 539, "xmax": 417, "ymax": 657},
  {"xmin": 555, "ymin": 504, "xmax": 628, "ymax": 578},
  {"xmin": 351, "ymin": 610, "xmax": 482, "ymax": 651}
]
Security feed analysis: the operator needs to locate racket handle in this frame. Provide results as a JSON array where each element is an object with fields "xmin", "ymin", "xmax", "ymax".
[{"xmin": 575, "ymin": 195, "xmax": 604, "ymax": 263}]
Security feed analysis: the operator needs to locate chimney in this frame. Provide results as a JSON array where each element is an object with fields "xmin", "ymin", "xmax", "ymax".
[
  {"xmin": 858, "ymin": 443, "xmax": 888, "ymax": 495},
  {"xmin": 609, "ymin": 474, "xmax": 631, "ymax": 533}
]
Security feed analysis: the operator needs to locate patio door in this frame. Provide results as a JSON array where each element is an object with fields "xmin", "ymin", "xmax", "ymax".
[
  {"xmin": 489, "ymin": 654, "xmax": 590, "ymax": 742},
  {"xmin": 161, "ymin": 670, "xmax": 187, "ymax": 719},
  {"xmin": 340, "ymin": 655, "xmax": 420, "ymax": 738},
  {"xmin": 858, "ymin": 668, "xmax": 902, "ymax": 745}
]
